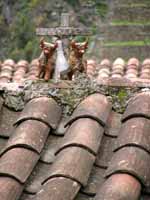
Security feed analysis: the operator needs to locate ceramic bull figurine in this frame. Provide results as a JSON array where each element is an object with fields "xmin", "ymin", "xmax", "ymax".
[
  {"xmin": 38, "ymin": 37, "xmax": 57, "ymax": 81},
  {"xmin": 68, "ymin": 39, "xmax": 88, "ymax": 80}
]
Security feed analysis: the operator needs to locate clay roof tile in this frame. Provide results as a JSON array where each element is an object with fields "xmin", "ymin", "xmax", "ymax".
[
  {"xmin": 0, "ymin": 147, "xmax": 39, "ymax": 183},
  {"xmin": 100, "ymin": 59, "xmax": 111, "ymax": 67},
  {"xmin": 42, "ymin": 146, "xmax": 95, "ymax": 187},
  {"xmin": 113, "ymin": 58, "xmax": 125, "ymax": 67},
  {"xmin": 1, "ymin": 120, "xmax": 49, "ymax": 155},
  {"xmin": 122, "ymin": 91, "xmax": 150, "ymax": 122},
  {"xmin": 0, "ymin": 177, "xmax": 23, "ymax": 200},
  {"xmin": 115, "ymin": 117, "xmax": 150, "ymax": 153},
  {"xmin": 3, "ymin": 59, "xmax": 15, "ymax": 67},
  {"xmin": 14, "ymin": 97, "xmax": 62, "ymax": 129},
  {"xmin": 65, "ymin": 93, "xmax": 112, "ymax": 127},
  {"xmin": 106, "ymin": 146, "xmax": 150, "ymax": 187},
  {"xmin": 127, "ymin": 58, "xmax": 140, "ymax": 68},
  {"xmin": 33, "ymin": 177, "xmax": 80, "ymax": 200},
  {"xmin": 95, "ymin": 173, "xmax": 141, "ymax": 200},
  {"xmin": 97, "ymin": 59, "xmax": 111, "ymax": 79},
  {"xmin": 112, "ymin": 58, "xmax": 125, "ymax": 78},
  {"xmin": 0, "ymin": 58, "xmax": 150, "ymax": 200},
  {"xmin": 140, "ymin": 59, "xmax": 150, "ymax": 79},
  {"xmin": 56, "ymin": 118, "xmax": 104, "ymax": 156}
]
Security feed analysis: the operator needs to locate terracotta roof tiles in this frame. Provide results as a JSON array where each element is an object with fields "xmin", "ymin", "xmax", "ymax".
[
  {"xmin": 14, "ymin": 97, "xmax": 61, "ymax": 129},
  {"xmin": 65, "ymin": 93, "xmax": 112, "ymax": 127},
  {"xmin": 34, "ymin": 177, "xmax": 80, "ymax": 200},
  {"xmin": 105, "ymin": 111, "xmax": 122, "ymax": 138},
  {"xmin": 112, "ymin": 58, "xmax": 125, "ymax": 78},
  {"xmin": 0, "ymin": 57, "xmax": 150, "ymax": 87},
  {"xmin": 106, "ymin": 146, "xmax": 150, "ymax": 187},
  {"xmin": 140, "ymin": 59, "xmax": 150, "ymax": 79},
  {"xmin": 0, "ymin": 107, "xmax": 21, "ymax": 138},
  {"xmin": 27, "ymin": 59, "xmax": 39, "ymax": 80},
  {"xmin": 1, "ymin": 120, "xmax": 49, "ymax": 155},
  {"xmin": 13, "ymin": 60, "xmax": 29, "ymax": 83},
  {"xmin": 0, "ymin": 64, "xmax": 149, "ymax": 199},
  {"xmin": 40, "ymin": 135, "xmax": 62, "ymax": 164},
  {"xmin": 95, "ymin": 173, "xmax": 141, "ymax": 200},
  {"xmin": 86, "ymin": 59, "xmax": 96, "ymax": 78},
  {"xmin": 31, "ymin": 93, "xmax": 111, "ymax": 200},
  {"xmin": 122, "ymin": 91, "xmax": 150, "ymax": 121},
  {"xmin": 81, "ymin": 165, "xmax": 105, "ymax": 196},
  {"xmin": 44, "ymin": 146, "xmax": 95, "ymax": 186},
  {"xmin": 125, "ymin": 58, "xmax": 140, "ymax": 79},
  {"xmin": 0, "ymin": 96, "xmax": 61, "ymax": 200},
  {"xmin": 97, "ymin": 58, "xmax": 150, "ymax": 87},
  {"xmin": 56, "ymin": 118, "xmax": 103, "ymax": 155},
  {"xmin": 97, "ymin": 59, "xmax": 111, "ymax": 79},
  {"xmin": 115, "ymin": 117, "xmax": 150, "ymax": 153},
  {"xmin": 0, "ymin": 177, "xmax": 23, "ymax": 200},
  {"xmin": 0, "ymin": 147, "xmax": 39, "ymax": 183},
  {"xmin": 95, "ymin": 91, "xmax": 150, "ymax": 200},
  {"xmin": 0, "ymin": 59, "xmax": 15, "ymax": 83},
  {"xmin": 24, "ymin": 161, "xmax": 52, "ymax": 194},
  {"xmin": 95, "ymin": 135, "xmax": 116, "ymax": 169}
]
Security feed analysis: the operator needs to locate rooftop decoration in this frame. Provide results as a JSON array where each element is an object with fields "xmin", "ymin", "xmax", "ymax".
[{"xmin": 36, "ymin": 13, "xmax": 92, "ymax": 82}]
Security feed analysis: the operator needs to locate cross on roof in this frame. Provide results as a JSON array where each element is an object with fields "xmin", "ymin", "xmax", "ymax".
[{"xmin": 36, "ymin": 13, "xmax": 92, "ymax": 38}]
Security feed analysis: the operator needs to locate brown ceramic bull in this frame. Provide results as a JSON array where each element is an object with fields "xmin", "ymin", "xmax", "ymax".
[
  {"xmin": 38, "ymin": 38, "xmax": 57, "ymax": 81},
  {"xmin": 68, "ymin": 39, "xmax": 88, "ymax": 80}
]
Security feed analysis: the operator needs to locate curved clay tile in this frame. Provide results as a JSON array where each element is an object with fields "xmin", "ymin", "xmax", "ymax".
[
  {"xmin": 125, "ymin": 58, "xmax": 140, "ymax": 79},
  {"xmin": 140, "ymin": 59, "xmax": 150, "ymax": 79},
  {"xmin": 0, "ymin": 59, "xmax": 15, "ymax": 83},
  {"xmin": 86, "ymin": 59, "xmax": 96, "ymax": 79},
  {"xmin": 115, "ymin": 117, "xmax": 150, "ymax": 153},
  {"xmin": 56, "ymin": 118, "xmax": 103, "ymax": 155},
  {"xmin": 97, "ymin": 59, "xmax": 111, "ymax": 79},
  {"xmin": 112, "ymin": 58, "xmax": 125, "ymax": 78},
  {"xmin": 27, "ymin": 59, "xmax": 39, "ymax": 80},
  {"xmin": 95, "ymin": 91, "xmax": 150, "ymax": 200},
  {"xmin": 122, "ymin": 91, "xmax": 150, "ymax": 122},
  {"xmin": 106, "ymin": 146, "xmax": 150, "ymax": 186},
  {"xmin": 0, "ymin": 97, "xmax": 61, "ymax": 199},
  {"xmin": 65, "ymin": 93, "xmax": 112, "ymax": 127},
  {"xmin": 32, "ymin": 93, "xmax": 112, "ymax": 200},
  {"xmin": 3, "ymin": 59, "xmax": 15, "ymax": 67},
  {"xmin": 14, "ymin": 97, "xmax": 61, "ymax": 129},
  {"xmin": 95, "ymin": 173, "xmax": 141, "ymax": 200},
  {"xmin": 13, "ymin": 60, "xmax": 29, "ymax": 83},
  {"xmin": 0, "ymin": 177, "xmax": 23, "ymax": 200}
]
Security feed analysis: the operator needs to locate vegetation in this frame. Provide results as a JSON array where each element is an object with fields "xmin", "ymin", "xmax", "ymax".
[
  {"xmin": 104, "ymin": 40, "xmax": 150, "ymax": 47},
  {"xmin": 0, "ymin": 0, "xmax": 41, "ymax": 61},
  {"xmin": 95, "ymin": 1, "xmax": 108, "ymax": 18},
  {"xmin": 110, "ymin": 21, "xmax": 150, "ymax": 26},
  {"xmin": 118, "ymin": 3, "xmax": 150, "ymax": 8},
  {"xmin": 0, "ymin": 0, "xmax": 108, "ymax": 62}
]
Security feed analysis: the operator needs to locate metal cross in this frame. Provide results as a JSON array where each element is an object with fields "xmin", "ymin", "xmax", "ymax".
[{"xmin": 36, "ymin": 13, "xmax": 92, "ymax": 38}]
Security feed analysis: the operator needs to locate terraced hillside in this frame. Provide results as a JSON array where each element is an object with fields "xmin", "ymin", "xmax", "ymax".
[{"xmin": 97, "ymin": 0, "xmax": 150, "ymax": 60}]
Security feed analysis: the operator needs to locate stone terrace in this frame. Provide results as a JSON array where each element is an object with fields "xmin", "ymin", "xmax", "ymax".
[{"xmin": 97, "ymin": 0, "xmax": 150, "ymax": 60}]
